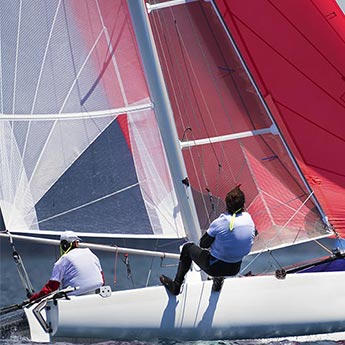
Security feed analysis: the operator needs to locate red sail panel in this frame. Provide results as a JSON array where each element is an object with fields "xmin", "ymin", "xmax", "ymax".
[
  {"xmin": 215, "ymin": 0, "xmax": 345, "ymax": 236},
  {"xmin": 70, "ymin": 0, "xmax": 150, "ymax": 151}
]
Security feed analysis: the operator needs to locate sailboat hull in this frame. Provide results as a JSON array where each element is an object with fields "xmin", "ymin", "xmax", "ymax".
[{"xmin": 27, "ymin": 271, "xmax": 345, "ymax": 342}]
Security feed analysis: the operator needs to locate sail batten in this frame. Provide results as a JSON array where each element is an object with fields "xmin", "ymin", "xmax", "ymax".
[
  {"xmin": 0, "ymin": 103, "xmax": 153, "ymax": 121},
  {"xmin": 146, "ymin": 0, "xmax": 199, "ymax": 13},
  {"xmin": 180, "ymin": 125, "xmax": 277, "ymax": 148}
]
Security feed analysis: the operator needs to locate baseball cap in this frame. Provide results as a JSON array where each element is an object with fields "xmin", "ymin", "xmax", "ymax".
[{"xmin": 60, "ymin": 231, "xmax": 81, "ymax": 243}]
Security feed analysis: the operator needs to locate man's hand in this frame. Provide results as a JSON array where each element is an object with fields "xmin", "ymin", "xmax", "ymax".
[{"xmin": 29, "ymin": 280, "xmax": 60, "ymax": 302}]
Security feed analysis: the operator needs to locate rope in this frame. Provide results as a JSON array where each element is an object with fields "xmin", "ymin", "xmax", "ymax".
[
  {"xmin": 5, "ymin": 230, "xmax": 35, "ymax": 298},
  {"xmin": 113, "ymin": 245, "xmax": 119, "ymax": 286},
  {"xmin": 240, "ymin": 192, "xmax": 316, "ymax": 274}
]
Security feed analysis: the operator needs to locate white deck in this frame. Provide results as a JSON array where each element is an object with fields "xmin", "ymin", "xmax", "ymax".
[{"xmin": 25, "ymin": 270, "xmax": 345, "ymax": 342}]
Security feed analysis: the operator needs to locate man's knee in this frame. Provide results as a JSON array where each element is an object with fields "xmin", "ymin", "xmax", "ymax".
[{"xmin": 180, "ymin": 242, "xmax": 194, "ymax": 259}]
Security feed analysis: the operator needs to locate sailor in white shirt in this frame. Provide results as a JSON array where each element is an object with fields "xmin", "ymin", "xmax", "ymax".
[{"xmin": 29, "ymin": 231, "xmax": 104, "ymax": 301}]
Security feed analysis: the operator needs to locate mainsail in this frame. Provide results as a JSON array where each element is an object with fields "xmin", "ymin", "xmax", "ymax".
[{"xmin": 0, "ymin": 1, "xmax": 185, "ymax": 238}]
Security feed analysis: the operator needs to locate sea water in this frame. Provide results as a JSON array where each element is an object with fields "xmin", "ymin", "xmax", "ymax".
[
  {"xmin": 1, "ymin": 334, "xmax": 345, "ymax": 345},
  {"xmin": 1, "ymin": 309, "xmax": 345, "ymax": 345}
]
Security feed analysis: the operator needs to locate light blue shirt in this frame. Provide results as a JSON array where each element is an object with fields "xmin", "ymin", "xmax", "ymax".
[{"xmin": 207, "ymin": 212, "xmax": 255, "ymax": 263}]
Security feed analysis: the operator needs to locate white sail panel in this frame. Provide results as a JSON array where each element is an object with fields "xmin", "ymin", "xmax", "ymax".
[
  {"xmin": 0, "ymin": 121, "xmax": 37, "ymax": 230},
  {"xmin": 129, "ymin": 107, "xmax": 185, "ymax": 237}
]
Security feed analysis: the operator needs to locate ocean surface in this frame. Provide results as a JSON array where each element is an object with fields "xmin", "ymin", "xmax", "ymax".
[
  {"xmin": 1, "ymin": 306, "xmax": 345, "ymax": 345},
  {"xmin": 1, "ymin": 320, "xmax": 345, "ymax": 345}
]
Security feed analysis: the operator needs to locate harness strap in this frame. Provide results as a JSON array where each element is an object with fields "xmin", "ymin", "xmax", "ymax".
[{"xmin": 229, "ymin": 209, "xmax": 242, "ymax": 231}]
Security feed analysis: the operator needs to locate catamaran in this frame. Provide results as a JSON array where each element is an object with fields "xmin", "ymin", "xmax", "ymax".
[{"xmin": 0, "ymin": 0, "xmax": 344, "ymax": 342}]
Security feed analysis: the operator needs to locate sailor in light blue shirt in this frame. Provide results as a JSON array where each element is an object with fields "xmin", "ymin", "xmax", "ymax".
[
  {"xmin": 160, "ymin": 185, "xmax": 256, "ymax": 295},
  {"xmin": 207, "ymin": 212, "xmax": 255, "ymax": 263}
]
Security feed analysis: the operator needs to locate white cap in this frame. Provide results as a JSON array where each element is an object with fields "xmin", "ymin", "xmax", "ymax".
[{"xmin": 60, "ymin": 231, "xmax": 81, "ymax": 243}]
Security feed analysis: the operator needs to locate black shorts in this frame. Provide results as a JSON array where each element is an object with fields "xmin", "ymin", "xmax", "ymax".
[{"xmin": 184, "ymin": 243, "xmax": 242, "ymax": 277}]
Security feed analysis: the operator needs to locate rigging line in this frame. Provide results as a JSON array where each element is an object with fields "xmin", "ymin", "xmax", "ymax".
[
  {"xmin": 152, "ymin": 5, "xmax": 222, "ymax": 218},
  {"xmin": 161, "ymin": 8, "xmax": 218, "ymax": 164},
  {"xmin": 149, "ymin": 12, "xmax": 186, "ymax": 127},
  {"xmin": 149, "ymin": 10, "xmax": 208, "ymax": 219},
  {"xmin": 169, "ymin": 7, "xmax": 233, "ymax": 205},
  {"xmin": 313, "ymin": 239, "xmax": 334, "ymax": 255},
  {"xmin": 172, "ymin": 9, "xmax": 222, "ymax": 164},
  {"xmin": 200, "ymin": 9, "xmax": 252, "ymax": 132},
  {"xmin": 260, "ymin": 190, "xmax": 311, "ymax": 214},
  {"xmin": 145, "ymin": 238, "xmax": 160, "ymax": 287},
  {"xmin": 268, "ymin": 0, "xmax": 345, "ymax": 77},
  {"xmin": 180, "ymin": 5, "xmax": 254, "ymax": 188},
  {"xmin": 243, "ymin": 147, "xmax": 275, "ymax": 226},
  {"xmin": 35, "ymin": 182, "xmax": 139, "ymax": 226},
  {"xmin": 113, "ymin": 245, "xmax": 119, "ymax": 285},
  {"xmin": 6, "ymin": 230, "xmax": 35, "ymax": 297},
  {"xmin": 201, "ymin": 4, "xmax": 267, "ymax": 168},
  {"xmin": 241, "ymin": 191, "xmax": 317, "ymax": 273}
]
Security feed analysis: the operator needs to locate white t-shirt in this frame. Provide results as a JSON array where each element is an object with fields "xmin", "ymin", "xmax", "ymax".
[
  {"xmin": 50, "ymin": 248, "xmax": 103, "ymax": 295},
  {"xmin": 207, "ymin": 212, "xmax": 255, "ymax": 263}
]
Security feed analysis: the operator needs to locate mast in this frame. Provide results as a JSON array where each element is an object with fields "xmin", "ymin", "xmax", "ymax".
[{"xmin": 127, "ymin": 1, "xmax": 201, "ymax": 243}]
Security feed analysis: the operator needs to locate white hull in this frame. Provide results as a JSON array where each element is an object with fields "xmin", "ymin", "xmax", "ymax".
[{"xmin": 25, "ymin": 271, "xmax": 345, "ymax": 342}]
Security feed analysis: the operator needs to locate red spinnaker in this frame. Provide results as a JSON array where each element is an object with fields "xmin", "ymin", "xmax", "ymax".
[{"xmin": 215, "ymin": 0, "xmax": 345, "ymax": 236}]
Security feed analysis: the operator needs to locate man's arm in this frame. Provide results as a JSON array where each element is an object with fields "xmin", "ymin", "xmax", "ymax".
[
  {"xmin": 29, "ymin": 280, "xmax": 60, "ymax": 302},
  {"xmin": 199, "ymin": 232, "xmax": 215, "ymax": 248}
]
